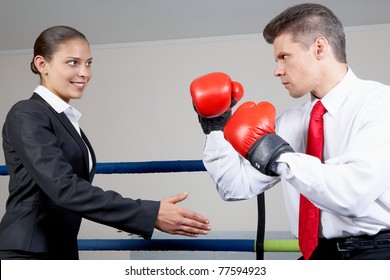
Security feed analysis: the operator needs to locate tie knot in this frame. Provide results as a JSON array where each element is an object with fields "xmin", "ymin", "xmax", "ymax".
[{"xmin": 311, "ymin": 101, "xmax": 327, "ymax": 118}]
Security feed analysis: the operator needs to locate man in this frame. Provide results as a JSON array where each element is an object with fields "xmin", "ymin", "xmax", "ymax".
[{"xmin": 191, "ymin": 3, "xmax": 390, "ymax": 259}]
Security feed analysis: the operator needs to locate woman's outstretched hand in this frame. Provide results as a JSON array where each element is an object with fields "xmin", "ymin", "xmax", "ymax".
[{"xmin": 156, "ymin": 192, "xmax": 211, "ymax": 237}]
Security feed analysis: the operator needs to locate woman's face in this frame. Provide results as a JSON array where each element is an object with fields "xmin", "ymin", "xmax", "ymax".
[{"xmin": 37, "ymin": 38, "xmax": 92, "ymax": 103}]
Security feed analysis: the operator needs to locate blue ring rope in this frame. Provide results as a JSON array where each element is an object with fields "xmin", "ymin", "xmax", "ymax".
[
  {"xmin": 78, "ymin": 239, "xmax": 255, "ymax": 252},
  {"xmin": 0, "ymin": 160, "xmax": 206, "ymax": 176},
  {"xmin": 96, "ymin": 160, "xmax": 206, "ymax": 174},
  {"xmin": 0, "ymin": 165, "xmax": 7, "ymax": 176}
]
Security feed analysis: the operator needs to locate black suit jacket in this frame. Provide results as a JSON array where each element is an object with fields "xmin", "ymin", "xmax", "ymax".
[{"xmin": 0, "ymin": 93, "xmax": 159, "ymax": 259}]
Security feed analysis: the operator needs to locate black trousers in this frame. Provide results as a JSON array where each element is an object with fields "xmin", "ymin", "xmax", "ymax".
[
  {"xmin": 303, "ymin": 237, "xmax": 390, "ymax": 260},
  {"xmin": 0, "ymin": 250, "xmax": 50, "ymax": 260}
]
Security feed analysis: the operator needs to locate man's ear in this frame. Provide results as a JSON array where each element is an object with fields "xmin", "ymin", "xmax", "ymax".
[
  {"xmin": 34, "ymin": 55, "xmax": 48, "ymax": 75},
  {"xmin": 314, "ymin": 37, "xmax": 329, "ymax": 60}
]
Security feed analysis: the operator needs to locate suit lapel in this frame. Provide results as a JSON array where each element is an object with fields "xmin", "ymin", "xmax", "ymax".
[
  {"xmin": 31, "ymin": 93, "xmax": 93, "ymax": 177},
  {"xmin": 81, "ymin": 129, "xmax": 96, "ymax": 180}
]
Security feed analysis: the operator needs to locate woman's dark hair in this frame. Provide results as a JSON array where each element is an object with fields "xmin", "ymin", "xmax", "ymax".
[
  {"xmin": 263, "ymin": 3, "xmax": 347, "ymax": 63},
  {"xmin": 30, "ymin": 26, "xmax": 88, "ymax": 74}
]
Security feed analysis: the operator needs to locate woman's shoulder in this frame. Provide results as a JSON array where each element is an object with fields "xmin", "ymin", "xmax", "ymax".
[
  {"xmin": 5, "ymin": 94, "xmax": 53, "ymax": 124},
  {"xmin": 9, "ymin": 94, "xmax": 49, "ymax": 113}
]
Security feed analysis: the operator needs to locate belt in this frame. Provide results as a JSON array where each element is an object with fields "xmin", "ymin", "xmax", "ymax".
[{"xmin": 336, "ymin": 230, "xmax": 390, "ymax": 251}]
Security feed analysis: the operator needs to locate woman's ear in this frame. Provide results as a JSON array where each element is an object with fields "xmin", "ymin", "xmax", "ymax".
[{"xmin": 34, "ymin": 55, "xmax": 48, "ymax": 75}]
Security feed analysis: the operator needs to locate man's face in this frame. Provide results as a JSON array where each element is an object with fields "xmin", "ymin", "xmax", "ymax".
[{"xmin": 273, "ymin": 33, "xmax": 320, "ymax": 98}]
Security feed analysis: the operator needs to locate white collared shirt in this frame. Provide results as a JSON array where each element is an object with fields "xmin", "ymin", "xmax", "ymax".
[
  {"xmin": 34, "ymin": 85, "xmax": 92, "ymax": 172},
  {"xmin": 203, "ymin": 69, "xmax": 390, "ymax": 239}
]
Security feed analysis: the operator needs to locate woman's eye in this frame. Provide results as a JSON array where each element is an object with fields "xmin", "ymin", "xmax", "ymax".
[
  {"xmin": 86, "ymin": 60, "xmax": 93, "ymax": 67},
  {"xmin": 67, "ymin": 60, "xmax": 77, "ymax": 66}
]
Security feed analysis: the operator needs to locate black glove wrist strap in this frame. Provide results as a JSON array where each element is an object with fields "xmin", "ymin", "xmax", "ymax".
[
  {"xmin": 246, "ymin": 133, "xmax": 294, "ymax": 176},
  {"xmin": 198, "ymin": 110, "xmax": 231, "ymax": 134}
]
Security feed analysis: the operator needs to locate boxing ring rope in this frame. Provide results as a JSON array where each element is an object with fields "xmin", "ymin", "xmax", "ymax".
[
  {"xmin": 0, "ymin": 160, "xmax": 300, "ymax": 256},
  {"xmin": 77, "ymin": 239, "xmax": 299, "ymax": 253},
  {"xmin": 0, "ymin": 160, "xmax": 206, "ymax": 176}
]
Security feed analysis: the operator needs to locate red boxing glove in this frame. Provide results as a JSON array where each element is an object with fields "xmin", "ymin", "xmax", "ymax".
[
  {"xmin": 224, "ymin": 101, "xmax": 293, "ymax": 176},
  {"xmin": 190, "ymin": 72, "xmax": 244, "ymax": 118},
  {"xmin": 224, "ymin": 101, "xmax": 276, "ymax": 157}
]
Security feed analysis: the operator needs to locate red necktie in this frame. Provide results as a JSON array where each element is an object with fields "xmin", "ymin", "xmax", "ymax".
[{"xmin": 299, "ymin": 101, "xmax": 327, "ymax": 260}]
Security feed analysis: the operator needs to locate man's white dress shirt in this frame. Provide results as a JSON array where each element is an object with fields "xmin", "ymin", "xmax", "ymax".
[{"xmin": 203, "ymin": 69, "xmax": 390, "ymax": 239}]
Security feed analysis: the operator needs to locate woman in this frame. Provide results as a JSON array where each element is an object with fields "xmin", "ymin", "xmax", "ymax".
[{"xmin": 0, "ymin": 26, "xmax": 210, "ymax": 260}]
